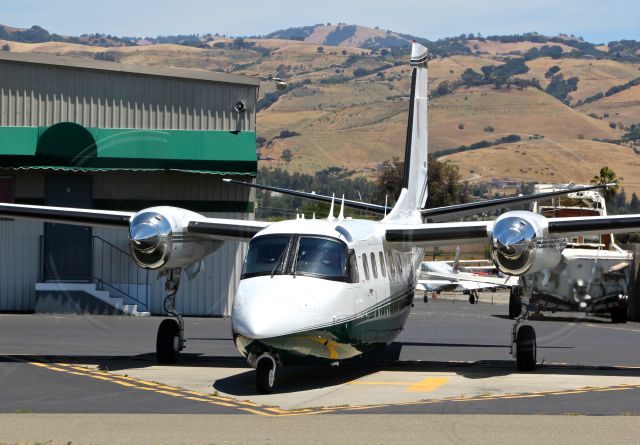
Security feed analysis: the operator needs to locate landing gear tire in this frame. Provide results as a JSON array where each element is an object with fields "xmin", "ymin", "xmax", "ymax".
[
  {"xmin": 423, "ymin": 292, "xmax": 429, "ymax": 303},
  {"xmin": 611, "ymin": 306, "xmax": 628, "ymax": 324},
  {"xmin": 256, "ymin": 357, "xmax": 276, "ymax": 394},
  {"xmin": 156, "ymin": 319, "xmax": 180, "ymax": 364},
  {"xmin": 509, "ymin": 287, "xmax": 522, "ymax": 319},
  {"xmin": 516, "ymin": 325, "xmax": 536, "ymax": 371}
]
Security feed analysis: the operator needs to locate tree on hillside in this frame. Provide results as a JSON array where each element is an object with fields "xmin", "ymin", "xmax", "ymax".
[
  {"xmin": 374, "ymin": 155, "xmax": 461, "ymax": 208},
  {"xmin": 281, "ymin": 149, "xmax": 293, "ymax": 163},
  {"xmin": 590, "ymin": 165, "xmax": 618, "ymax": 199}
]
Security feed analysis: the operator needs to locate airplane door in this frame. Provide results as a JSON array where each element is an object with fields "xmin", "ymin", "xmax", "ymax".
[{"xmin": 43, "ymin": 175, "xmax": 92, "ymax": 281}]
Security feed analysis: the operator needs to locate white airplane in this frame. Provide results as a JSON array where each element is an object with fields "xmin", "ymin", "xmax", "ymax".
[
  {"xmin": 417, "ymin": 248, "xmax": 518, "ymax": 303},
  {"xmin": 1, "ymin": 42, "xmax": 639, "ymax": 394}
]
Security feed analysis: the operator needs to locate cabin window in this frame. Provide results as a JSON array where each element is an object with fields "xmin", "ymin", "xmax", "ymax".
[
  {"xmin": 379, "ymin": 252, "xmax": 386, "ymax": 277},
  {"xmin": 242, "ymin": 235, "xmax": 290, "ymax": 278},
  {"xmin": 370, "ymin": 252, "xmax": 378, "ymax": 279},
  {"xmin": 362, "ymin": 253, "xmax": 370, "ymax": 280},
  {"xmin": 347, "ymin": 249, "xmax": 359, "ymax": 283}
]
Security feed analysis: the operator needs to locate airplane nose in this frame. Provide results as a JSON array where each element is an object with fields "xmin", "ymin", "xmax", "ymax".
[{"xmin": 233, "ymin": 295, "xmax": 288, "ymax": 339}]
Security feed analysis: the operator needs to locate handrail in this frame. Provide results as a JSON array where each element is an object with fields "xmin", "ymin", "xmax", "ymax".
[{"xmin": 92, "ymin": 235, "xmax": 149, "ymax": 310}]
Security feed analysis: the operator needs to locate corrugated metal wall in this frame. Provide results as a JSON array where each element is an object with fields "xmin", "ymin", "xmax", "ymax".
[
  {"xmin": 0, "ymin": 55, "xmax": 259, "ymax": 315},
  {"xmin": 93, "ymin": 212, "xmax": 248, "ymax": 316},
  {"xmin": 0, "ymin": 60, "xmax": 255, "ymax": 131},
  {"xmin": 0, "ymin": 219, "xmax": 42, "ymax": 311},
  {"xmin": 92, "ymin": 171, "xmax": 251, "ymax": 202}
]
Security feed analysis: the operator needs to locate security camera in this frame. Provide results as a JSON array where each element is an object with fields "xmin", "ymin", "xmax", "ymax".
[{"xmin": 234, "ymin": 101, "xmax": 246, "ymax": 113}]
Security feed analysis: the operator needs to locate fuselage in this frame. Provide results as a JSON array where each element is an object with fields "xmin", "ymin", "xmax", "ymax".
[{"xmin": 231, "ymin": 217, "xmax": 423, "ymax": 365}]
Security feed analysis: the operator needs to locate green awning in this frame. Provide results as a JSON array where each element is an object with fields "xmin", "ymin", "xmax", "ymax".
[{"xmin": 0, "ymin": 123, "xmax": 257, "ymax": 175}]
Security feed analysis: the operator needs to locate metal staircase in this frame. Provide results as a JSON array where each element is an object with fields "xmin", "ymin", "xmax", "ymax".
[{"xmin": 92, "ymin": 235, "xmax": 150, "ymax": 316}]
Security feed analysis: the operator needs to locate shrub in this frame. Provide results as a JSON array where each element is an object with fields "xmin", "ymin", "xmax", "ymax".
[{"xmin": 281, "ymin": 149, "xmax": 293, "ymax": 162}]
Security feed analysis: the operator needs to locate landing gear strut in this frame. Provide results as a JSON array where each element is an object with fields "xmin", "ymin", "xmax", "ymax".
[
  {"xmin": 508, "ymin": 285, "xmax": 522, "ymax": 319},
  {"xmin": 156, "ymin": 268, "xmax": 185, "ymax": 364}
]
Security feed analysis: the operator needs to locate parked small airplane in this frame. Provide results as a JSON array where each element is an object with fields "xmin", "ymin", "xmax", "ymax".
[
  {"xmin": 1, "ymin": 42, "xmax": 639, "ymax": 393},
  {"xmin": 508, "ymin": 184, "xmax": 633, "ymax": 322},
  {"xmin": 417, "ymin": 248, "xmax": 517, "ymax": 303}
]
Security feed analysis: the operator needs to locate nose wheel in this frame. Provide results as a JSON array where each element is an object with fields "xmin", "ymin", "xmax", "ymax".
[
  {"xmin": 511, "ymin": 303, "xmax": 537, "ymax": 371},
  {"xmin": 157, "ymin": 319, "xmax": 180, "ymax": 363}
]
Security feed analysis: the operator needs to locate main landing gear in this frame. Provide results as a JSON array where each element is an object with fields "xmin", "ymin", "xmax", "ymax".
[
  {"xmin": 156, "ymin": 268, "xmax": 185, "ymax": 364},
  {"xmin": 468, "ymin": 289, "xmax": 479, "ymax": 304},
  {"xmin": 510, "ymin": 302, "xmax": 537, "ymax": 371}
]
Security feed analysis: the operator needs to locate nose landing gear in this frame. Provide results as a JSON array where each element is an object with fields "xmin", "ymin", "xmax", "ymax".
[
  {"xmin": 156, "ymin": 268, "xmax": 185, "ymax": 364},
  {"xmin": 255, "ymin": 353, "xmax": 277, "ymax": 394}
]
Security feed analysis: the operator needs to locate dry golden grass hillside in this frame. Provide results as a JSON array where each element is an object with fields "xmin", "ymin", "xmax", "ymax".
[
  {"xmin": 2, "ymin": 33, "xmax": 640, "ymax": 195},
  {"xmin": 443, "ymin": 138, "xmax": 640, "ymax": 194},
  {"xmin": 518, "ymin": 57, "xmax": 640, "ymax": 104},
  {"xmin": 577, "ymin": 84, "xmax": 640, "ymax": 127}
]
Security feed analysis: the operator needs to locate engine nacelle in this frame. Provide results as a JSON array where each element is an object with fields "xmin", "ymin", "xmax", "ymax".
[
  {"xmin": 490, "ymin": 211, "xmax": 564, "ymax": 276},
  {"xmin": 129, "ymin": 206, "xmax": 222, "ymax": 270}
]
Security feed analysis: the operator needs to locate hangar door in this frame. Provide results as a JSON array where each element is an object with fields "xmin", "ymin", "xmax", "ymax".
[{"xmin": 43, "ymin": 175, "xmax": 92, "ymax": 281}]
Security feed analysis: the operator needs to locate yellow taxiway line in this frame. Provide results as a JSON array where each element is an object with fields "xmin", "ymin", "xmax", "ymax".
[{"xmin": 6, "ymin": 355, "xmax": 640, "ymax": 417}]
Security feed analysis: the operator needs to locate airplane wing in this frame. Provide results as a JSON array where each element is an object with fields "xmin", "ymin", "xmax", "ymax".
[
  {"xmin": 0, "ymin": 202, "xmax": 270, "ymax": 242},
  {"xmin": 0, "ymin": 203, "xmax": 133, "ymax": 228},
  {"xmin": 225, "ymin": 179, "xmax": 609, "ymax": 220},
  {"xmin": 416, "ymin": 279, "xmax": 501, "ymax": 292},
  {"xmin": 223, "ymin": 178, "xmax": 389, "ymax": 215},
  {"xmin": 421, "ymin": 271, "xmax": 517, "ymax": 288},
  {"xmin": 422, "ymin": 183, "xmax": 612, "ymax": 222},
  {"xmin": 546, "ymin": 215, "xmax": 640, "ymax": 237},
  {"xmin": 385, "ymin": 220, "xmax": 493, "ymax": 246},
  {"xmin": 186, "ymin": 217, "xmax": 271, "ymax": 241}
]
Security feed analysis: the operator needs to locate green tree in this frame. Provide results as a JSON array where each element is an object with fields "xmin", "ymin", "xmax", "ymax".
[
  {"xmin": 630, "ymin": 193, "xmax": 640, "ymax": 214},
  {"xmin": 374, "ymin": 155, "xmax": 461, "ymax": 208},
  {"xmin": 590, "ymin": 165, "xmax": 618, "ymax": 199},
  {"xmin": 281, "ymin": 149, "xmax": 293, "ymax": 163}
]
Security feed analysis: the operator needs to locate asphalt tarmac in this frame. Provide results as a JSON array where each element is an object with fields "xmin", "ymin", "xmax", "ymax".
[{"xmin": 1, "ymin": 291, "xmax": 640, "ymax": 443}]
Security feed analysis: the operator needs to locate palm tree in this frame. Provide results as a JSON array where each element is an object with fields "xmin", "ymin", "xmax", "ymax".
[{"xmin": 590, "ymin": 165, "xmax": 618, "ymax": 199}]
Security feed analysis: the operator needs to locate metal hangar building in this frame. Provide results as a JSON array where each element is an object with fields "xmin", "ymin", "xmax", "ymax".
[{"xmin": 0, "ymin": 51, "xmax": 260, "ymax": 316}]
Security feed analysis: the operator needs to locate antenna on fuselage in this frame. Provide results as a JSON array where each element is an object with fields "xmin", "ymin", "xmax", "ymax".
[
  {"xmin": 338, "ymin": 195, "xmax": 345, "ymax": 221},
  {"xmin": 328, "ymin": 194, "xmax": 335, "ymax": 221},
  {"xmin": 384, "ymin": 195, "xmax": 388, "ymax": 217}
]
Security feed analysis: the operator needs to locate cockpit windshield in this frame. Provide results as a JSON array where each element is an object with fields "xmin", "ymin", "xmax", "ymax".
[
  {"xmin": 241, "ymin": 235, "xmax": 290, "ymax": 278},
  {"xmin": 241, "ymin": 234, "xmax": 349, "ymax": 281},
  {"xmin": 294, "ymin": 236, "xmax": 347, "ymax": 279}
]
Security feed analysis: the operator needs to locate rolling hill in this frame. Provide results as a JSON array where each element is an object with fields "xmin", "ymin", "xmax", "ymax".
[{"xmin": 1, "ymin": 23, "xmax": 639, "ymax": 197}]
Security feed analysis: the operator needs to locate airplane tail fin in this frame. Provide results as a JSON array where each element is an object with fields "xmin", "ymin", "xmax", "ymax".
[{"xmin": 383, "ymin": 41, "xmax": 429, "ymax": 223}]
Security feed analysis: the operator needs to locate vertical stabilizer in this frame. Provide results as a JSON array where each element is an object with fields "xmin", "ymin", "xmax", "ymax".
[{"xmin": 383, "ymin": 42, "xmax": 429, "ymax": 224}]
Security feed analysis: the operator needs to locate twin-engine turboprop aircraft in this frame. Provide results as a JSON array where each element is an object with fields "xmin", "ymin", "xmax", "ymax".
[{"xmin": 1, "ymin": 42, "xmax": 640, "ymax": 393}]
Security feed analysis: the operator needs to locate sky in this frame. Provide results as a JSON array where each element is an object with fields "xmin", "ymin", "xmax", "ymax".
[{"xmin": 1, "ymin": 0, "xmax": 638, "ymax": 43}]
